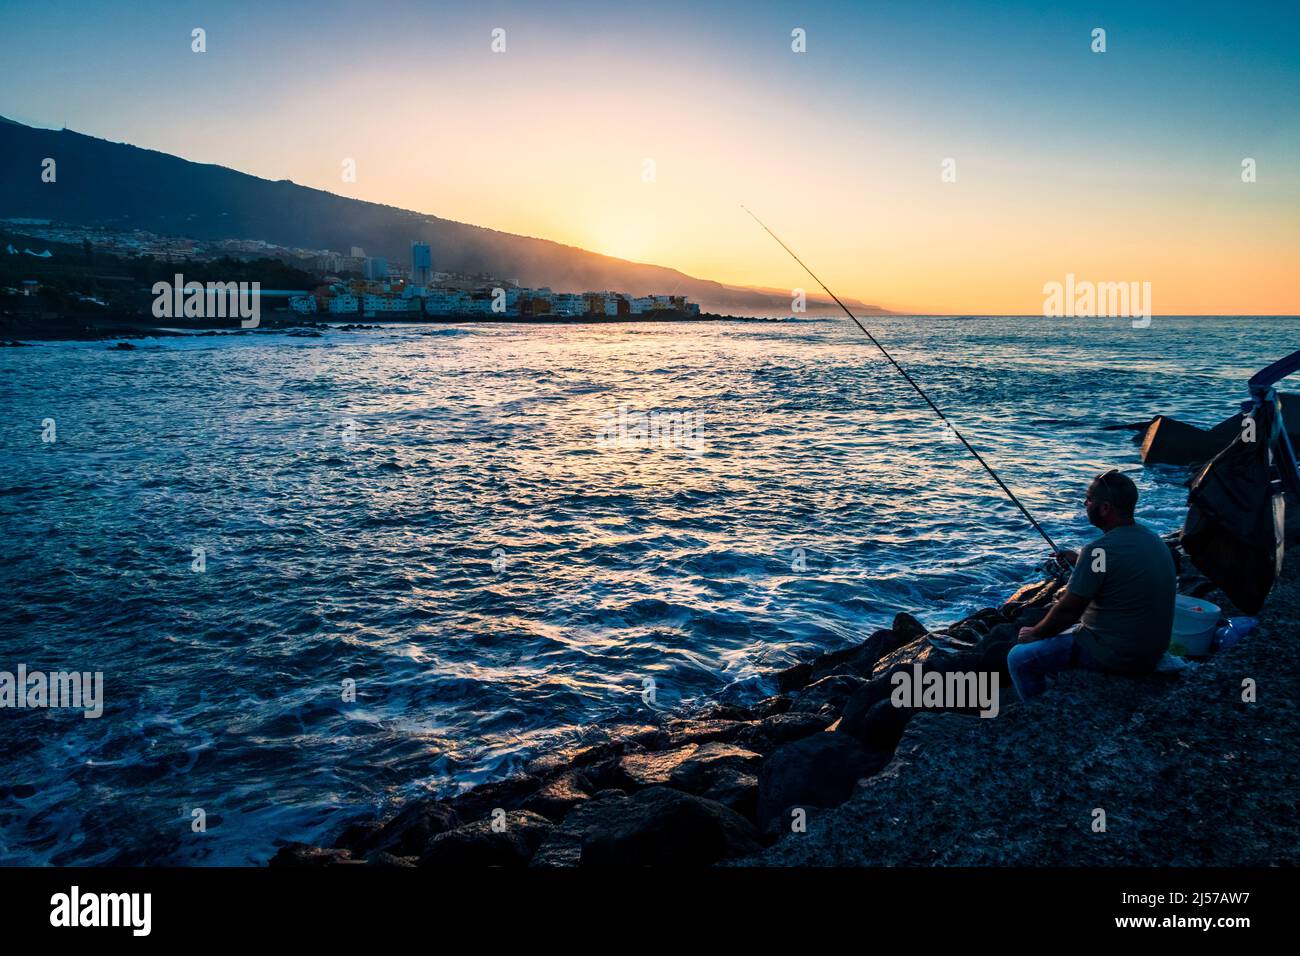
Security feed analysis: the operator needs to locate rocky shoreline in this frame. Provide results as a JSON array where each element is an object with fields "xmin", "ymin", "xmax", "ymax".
[{"xmin": 270, "ymin": 526, "xmax": 1294, "ymax": 868}]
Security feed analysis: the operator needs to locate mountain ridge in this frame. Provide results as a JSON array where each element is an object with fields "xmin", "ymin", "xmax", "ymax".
[{"xmin": 0, "ymin": 117, "xmax": 891, "ymax": 316}]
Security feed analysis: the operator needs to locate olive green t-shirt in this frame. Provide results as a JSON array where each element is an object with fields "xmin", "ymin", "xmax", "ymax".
[{"xmin": 1067, "ymin": 522, "xmax": 1177, "ymax": 673}]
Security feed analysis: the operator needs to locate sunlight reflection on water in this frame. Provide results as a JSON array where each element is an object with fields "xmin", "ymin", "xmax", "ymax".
[{"xmin": 0, "ymin": 315, "xmax": 1292, "ymax": 863}]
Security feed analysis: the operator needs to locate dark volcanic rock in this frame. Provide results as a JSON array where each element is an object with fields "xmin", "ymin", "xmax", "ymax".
[
  {"xmin": 616, "ymin": 741, "xmax": 759, "ymax": 792},
  {"xmin": 580, "ymin": 787, "xmax": 761, "ymax": 866},
  {"xmin": 664, "ymin": 742, "xmax": 762, "ymax": 817},
  {"xmin": 841, "ymin": 699, "xmax": 915, "ymax": 752},
  {"xmin": 528, "ymin": 791, "xmax": 630, "ymax": 867},
  {"xmin": 339, "ymin": 800, "xmax": 459, "ymax": 857},
  {"xmin": 418, "ymin": 810, "xmax": 554, "ymax": 867},
  {"xmin": 737, "ymin": 712, "xmax": 833, "ymax": 751},
  {"xmin": 1001, "ymin": 579, "xmax": 1060, "ymax": 615},
  {"xmin": 807, "ymin": 629, "xmax": 897, "ymax": 682},
  {"xmin": 756, "ymin": 732, "xmax": 880, "ymax": 828},
  {"xmin": 871, "ymin": 631, "xmax": 939, "ymax": 679},
  {"xmin": 753, "ymin": 695, "xmax": 792, "ymax": 718},
  {"xmin": 664, "ymin": 718, "xmax": 747, "ymax": 746},
  {"xmin": 523, "ymin": 723, "xmax": 665, "ymax": 778},
  {"xmin": 892, "ymin": 612, "xmax": 928, "ymax": 641},
  {"xmin": 701, "ymin": 703, "xmax": 756, "ymax": 722},
  {"xmin": 522, "ymin": 771, "xmax": 593, "ymax": 821},
  {"xmin": 447, "ymin": 774, "xmax": 542, "ymax": 822},
  {"xmin": 775, "ymin": 661, "xmax": 813, "ymax": 693},
  {"xmin": 789, "ymin": 674, "xmax": 864, "ymax": 718},
  {"xmin": 697, "ymin": 769, "xmax": 759, "ymax": 819},
  {"xmin": 616, "ymin": 745, "xmax": 703, "ymax": 789},
  {"xmin": 666, "ymin": 742, "xmax": 761, "ymax": 786},
  {"xmin": 270, "ymin": 843, "xmax": 358, "ymax": 867},
  {"xmin": 839, "ymin": 652, "xmax": 945, "ymax": 741}
]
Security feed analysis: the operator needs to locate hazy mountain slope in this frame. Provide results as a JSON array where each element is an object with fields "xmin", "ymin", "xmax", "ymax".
[{"xmin": 0, "ymin": 118, "xmax": 890, "ymax": 316}]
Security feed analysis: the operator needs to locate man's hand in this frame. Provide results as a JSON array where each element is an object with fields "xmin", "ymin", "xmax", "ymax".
[
  {"xmin": 1054, "ymin": 549, "xmax": 1079, "ymax": 567},
  {"xmin": 1017, "ymin": 626, "xmax": 1038, "ymax": 643}
]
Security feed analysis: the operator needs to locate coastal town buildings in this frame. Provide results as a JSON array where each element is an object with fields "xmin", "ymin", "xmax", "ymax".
[
  {"xmin": 362, "ymin": 293, "xmax": 415, "ymax": 315},
  {"xmin": 0, "ymin": 218, "xmax": 705, "ymax": 320},
  {"xmin": 326, "ymin": 293, "xmax": 359, "ymax": 314},
  {"xmin": 553, "ymin": 293, "xmax": 586, "ymax": 316}
]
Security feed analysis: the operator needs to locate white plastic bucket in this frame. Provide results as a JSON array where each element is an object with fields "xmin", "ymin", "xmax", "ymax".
[{"xmin": 1169, "ymin": 594, "xmax": 1221, "ymax": 656}]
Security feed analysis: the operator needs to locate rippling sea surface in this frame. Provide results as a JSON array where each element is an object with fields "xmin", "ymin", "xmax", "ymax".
[{"xmin": 0, "ymin": 315, "xmax": 1292, "ymax": 864}]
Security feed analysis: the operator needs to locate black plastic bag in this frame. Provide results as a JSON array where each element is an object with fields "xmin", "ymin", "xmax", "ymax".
[{"xmin": 1182, "ymin": 395, "xmax": 1286, "ymax": 614}]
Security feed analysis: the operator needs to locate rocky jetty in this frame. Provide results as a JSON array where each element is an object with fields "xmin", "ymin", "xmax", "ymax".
[
  {"xmin": 738, "ymin": 561, "xmax": 1300, "ymax": 866},
  {"xmin": 269, "ymin": 532, "xmax": 1295, "ymax": 868}
]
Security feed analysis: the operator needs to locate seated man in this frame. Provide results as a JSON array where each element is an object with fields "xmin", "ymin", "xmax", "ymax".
[{"xmin": 1007, "ymin": 469, "xmax": 1176, "ymax": 701}]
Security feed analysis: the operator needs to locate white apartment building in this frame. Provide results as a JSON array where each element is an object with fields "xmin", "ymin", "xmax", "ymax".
[
  {"xmin": 362, "ymin": 294, "xmax": 414, "ymax": 314},
  {"xmin": 552, "ymin": 293, "xmax": 586, "ymax": 316},
  {"xmin": 424, "ymin": 290, "xmax": 467, "ymax": 314},
  {"xmin": 327, "ymin": 293, "xmax": 359, "ymax": 314}
]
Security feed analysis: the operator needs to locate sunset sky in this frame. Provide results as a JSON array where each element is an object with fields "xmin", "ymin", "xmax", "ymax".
[{"xmin": 1, "ymin": 0, "xmax": 1297, "ymax": 313}]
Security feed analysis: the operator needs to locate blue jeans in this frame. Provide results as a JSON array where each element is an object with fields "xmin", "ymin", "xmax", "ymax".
[{"xmin": 1006, "ymin": 626, "xmax": 1106, "ymax": 701}]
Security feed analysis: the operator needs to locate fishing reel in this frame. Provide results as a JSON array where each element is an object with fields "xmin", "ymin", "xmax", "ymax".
[{"xmin": 1040, "ymin": 553, "xmax": 1072, "ymax": 583}]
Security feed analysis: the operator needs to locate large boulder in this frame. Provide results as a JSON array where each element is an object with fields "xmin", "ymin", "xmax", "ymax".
[
  {"xmin": 838, "ymin": 668, "xmax": 906, "ymax": 737},
  {"xmin": 807, "ymin": 629, "xmax": 896, "ymax": 682},
  {"xmin": 775, "ymin": 661, "xmax": 813, "ymax": 693},
  {"xmin": 753, "ymin": 695, "xmax": 792, "ymax": 718},
  {"xmin": 522, "ymin": 771, "xmax": 594, "ymax": 821},
  {"xmin": 737, "ymin": 711, "xmax": 832, "ymax": 752},
  {"xmin": 756, "ymin": 732, "xmax": 880, "ymax": 828},
  {"xmin": 663, "ymin": 742, "xmax": 762, "ymax": 817},
  {"xmin": 446, "ymin": 774, "xmax": 542, "ymax": 823},
  {"xmin": 839, "ymin": 698, "xmax": 914, "ymax": 751},
  {"xmin": 616, "ymin": 741, "xmax": 759, "ymax": 793},
  {"xmin": 338, "ymin": 800, "xmax": 459, "ymax": 857},
  {"xmin": 580, "ymin": 787, "xmax": 762, "ymax": 866},
  {"xmin": 789, "ymin": 674, "xmax": 865, "ymax": 718},
  {"xmin": 700, "ymin": 703, "xmax": 757, "ymax": 722},
  {"xmin": 892, "ymin": 612, "xmax": 928, "ymax": 642},
  {"xmin": 1001, "ymin": 579, "xmax": 1060, "ymax": 616},
  {"xmin": 418, "ymin": 810, "xmax": 554, "ymax": 867},
  {"xmin": 523, "ymin": 723, "xmax": 665, "ymax": 778},
  {"xmin": 269, "ymin": 843, "xmax": 359, "ymax": 867},
  {"xmin": 528, "ymin": 791, "xmax": 631, "ymax": 867},
  {"xmin": 664, "ymin": 718, "xmax": 748, "ymax": 747}
]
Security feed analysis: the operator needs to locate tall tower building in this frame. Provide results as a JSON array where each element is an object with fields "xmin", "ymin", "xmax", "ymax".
[{"xmin": 411, "ymin": 242, "xmax": 432, "ymax": 288}]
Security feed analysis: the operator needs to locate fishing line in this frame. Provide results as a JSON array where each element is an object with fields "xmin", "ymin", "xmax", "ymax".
[{"xmin": 742, "ymin": 205, "xmax": 1064, "ymax": 560}]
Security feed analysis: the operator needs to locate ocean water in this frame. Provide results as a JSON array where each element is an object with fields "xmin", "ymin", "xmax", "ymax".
[{"xmin": 0, "ymin": 315, "xmax": 1292, "ymax": 864}]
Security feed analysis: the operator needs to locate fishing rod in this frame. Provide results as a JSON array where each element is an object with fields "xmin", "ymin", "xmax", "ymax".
[{"xmin": 741, "ymin": 205, "xmax": 1065, "ymax": 563}]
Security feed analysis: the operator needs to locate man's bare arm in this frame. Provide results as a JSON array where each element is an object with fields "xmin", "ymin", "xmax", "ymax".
[{"xmin": 1017, "ymin": 590, "xmax": 1089, "ymax": 643}]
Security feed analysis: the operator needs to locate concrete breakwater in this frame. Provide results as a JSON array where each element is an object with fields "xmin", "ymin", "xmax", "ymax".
[{"xmin": 270, "ymin": 527, "xmax": 1285, "ymax": 868}]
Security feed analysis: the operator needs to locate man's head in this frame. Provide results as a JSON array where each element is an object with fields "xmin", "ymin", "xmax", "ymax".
[{"xmin": 1085, "ymin": 469, "xmax": 1138, "ymax": 530}]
